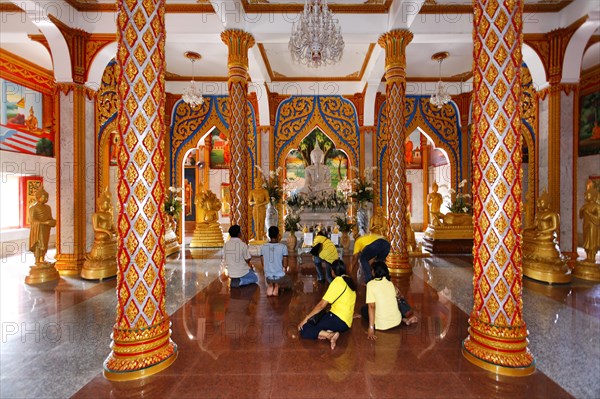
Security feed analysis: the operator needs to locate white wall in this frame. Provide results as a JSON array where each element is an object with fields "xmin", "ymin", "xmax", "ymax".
[{"xmin": 0, "ymin": 151, "xmax": 57, "ymax": 259}]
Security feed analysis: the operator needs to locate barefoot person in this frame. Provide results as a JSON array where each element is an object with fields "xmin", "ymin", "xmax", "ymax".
[
  {"xmin": 260, "ymin": 226, "xmax": 292, "ymax": 296},
  {"xmin": 298, "ymin": 260, "xmax": 356, "ymax": 349}
]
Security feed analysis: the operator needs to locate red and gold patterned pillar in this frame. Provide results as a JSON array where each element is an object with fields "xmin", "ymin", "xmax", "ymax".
[
  {"xmin": 463, "ymin": 0, "xmax": 535, "ymax": 376},
  {"xmin": 221, "ymin": 29, "xmax": 255, "ymax": 239},
  {"xmin": 104, "ymin": 0, "xmax": 177, "ymax": 380},
  {"xmin": 378, "ymin": 29, "xmax": 413, "ymax": 273}
]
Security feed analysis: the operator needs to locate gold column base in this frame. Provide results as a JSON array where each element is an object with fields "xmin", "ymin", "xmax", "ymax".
[
  {"xmin": 25, "ymin": 262, "xmax": 60, "ymax": 285},
  {"xmin": 190, "ymin": 223, "xmax": 224, "ymax": 248},
  {"xmin": 572, "ymin": 261, "xmax": 600, "ymax": 282},
  {"xmin": 462, "ymin": 347, "xmax": 535, "ymax": 377},
  {"xmin": 104, "ymin": 321, "xmax": 178, "ymax": 381},
  {"xmin": 386, "ymin": 252, "xmax": 411, "ymax": 274},
  {"xmin": 81, "ymin": 258, "xmax": 117, "ymax": 280},
  {"xmin": 462, "ymin": 322, "xmax": 535, "ymax": 377},
  {"xmin": 522, "ymin": 258, "xmax": 571, "ymax": 284},
  {"xmin": 55, "ymin": 253, "xmax": 85, "ymax": 276}
]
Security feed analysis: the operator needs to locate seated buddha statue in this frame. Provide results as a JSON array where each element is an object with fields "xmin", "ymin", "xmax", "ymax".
[
  {"xmin": 369, "ymin": 207, "xmax": 387, "ymax": 236},
  {"xmin": 82, "ymin": 188, "xmax": 117, "ymax": 279},
  {"xmin": 522, "ymin": 191, "xmax": 569, "ymax": 282},
  {"xmin": 301, "ymin": 141, "xmax": 334, "ymax": 197},
  {"xmin": 191, "ymin": 183, "xmax": 224, "ymax": 248}
]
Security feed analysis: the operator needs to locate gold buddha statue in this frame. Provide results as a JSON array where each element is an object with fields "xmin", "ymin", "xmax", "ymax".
[
  {"xmin": 522, "ymin": 191, "xmax": 570, "ymax": 283},
  {"xmin": 26, "ymin": 186, "xmax": 59, "ymax": 284},
  {"xmin": 248, "ymin": 173, "xmax": 269, "ymax": 242},
  {"xmin": 81, "ymin": 188, "xmax": 117, "ymax": 280},
  {"xmin": 369, "ymin": 207, "xmax": 387, "ymax": 236},
  {"xmin": 573, "ymin": 185, "xmax": 600, "ymax": 281},
  {"xmin": 190, "ymin": 183, "xmax": 224, "ymax": 248},
  {"xmin": 405, "ymin": 211, "xmax": 417, "ymax": 253},
  {"xmin": 426, "ymin": 181, "xmax": 445, "ymax": 227},
  {"xmin": 424, "ymin": 181, "xmax": 473, "ymax": 244}
]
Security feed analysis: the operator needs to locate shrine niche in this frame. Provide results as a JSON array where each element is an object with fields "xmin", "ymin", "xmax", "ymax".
[
  {"xmin": 284, "ymin": 127, "xmax": 349, "ymax": 193},
  {"xmin": 274, "ymin": 96, "xmax": 360, "ymax": 175}
]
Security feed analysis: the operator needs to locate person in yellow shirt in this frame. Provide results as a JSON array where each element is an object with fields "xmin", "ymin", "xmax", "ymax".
[
  {"xmin": 352, "ymin": 232, "xmax": 390, "ymax": 284},
  {"xmin": 362, "ymin": 261, "xmax": 401, "ymax": 340},
  {"xmin": 298, "ymin": 260, "xmax": 357, "ymax": 350},
  {"xmin": 312, "ymin": 230, "xmax": 339, "ymax": 283}
]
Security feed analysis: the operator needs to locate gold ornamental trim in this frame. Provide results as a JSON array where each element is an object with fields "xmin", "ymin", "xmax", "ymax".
[
  {"xmin": 462, "ymin": 347, "xmax": 535, "ymax": 377},
  {"xmin": 0, "ymin": 48, "xmax": 55, "ymax": 94},
  {"xmin": 221, "ymin": 29, "xmax": 255, "ymax": 71},
  {"xmin": 378, "ymin": 30, "xmax": 413, "ymax": 82}
]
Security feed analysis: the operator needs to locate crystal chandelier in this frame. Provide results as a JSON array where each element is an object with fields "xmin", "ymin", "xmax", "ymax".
[
  {"xmin": 288, "ymin": 0, "xmax": 344, "ymax": 68},
  {"xmin": 182, "ymin": 51, "xmax": 204, "ymax": 108},
  {"xmin": 430, "ymin": 52, "xmax": 451, "ymax": 109}
]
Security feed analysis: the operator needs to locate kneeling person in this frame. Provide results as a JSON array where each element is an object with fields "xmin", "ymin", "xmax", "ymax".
[
  {"xmin": 261, "ymin": 226, "xmax": 292, "ymax": 296},
  {"xmin": 223, "ymin": 224, "xmax": 258, "ymax": 288}
]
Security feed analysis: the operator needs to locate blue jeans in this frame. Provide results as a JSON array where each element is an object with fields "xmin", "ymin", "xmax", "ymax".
[
  {"xmin": 359, "ymin": 239, "xmax": 391, "ymax": 283},
  {"xmin": 313, "ymin": 256, "xmax": 333, "ymax": 283},
  {"xmin": 300, "ymin": 311, "xmax": 349, "ymax": 340},
  {"xmin": 231, "ymin": 270, "xmax": 258, "ymax": 288}
]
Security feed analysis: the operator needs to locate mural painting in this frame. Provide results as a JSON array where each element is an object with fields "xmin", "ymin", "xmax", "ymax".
[
  {"xmin": 0, "ymin": 79, "xmax": 54, "ymax": 157},
  {"xmin": 209, "ymin": 128, "xmax": 230, "ymax": 169},
  {"xmin": 579, "ymin": 90, "xmax": 600, "ymax": 156}
]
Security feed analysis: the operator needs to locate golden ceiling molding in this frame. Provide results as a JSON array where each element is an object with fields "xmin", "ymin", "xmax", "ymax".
[
  {"xmin": 241, "ymin": 0, "xmax": 392, "ymax": 14},
  {"xmin": 0, "ymin": 48, "xmax": 55, "ymax": 94},
  {"xmin": 579, "ymin": 64, "xmax": 599, "ymax": 96},
  {"xmin": 63, "ymin": 0, "xmax": 214, "ymax": 12},
  {"xmin": 258, "ymin": 42, "xmax": 374, "ymax": 82},
  {"xmin": 420, "ymin": 1, "xmax": 573, "ymax": 14},
  {"xmin": 164, "ymin": 71, "xmax": 228, "ymax": 82}
]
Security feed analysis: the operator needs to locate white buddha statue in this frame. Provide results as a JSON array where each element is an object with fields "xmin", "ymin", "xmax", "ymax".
[{"xmin": 301, "ymin": 141, "xmax": 334, "ymax": 197}]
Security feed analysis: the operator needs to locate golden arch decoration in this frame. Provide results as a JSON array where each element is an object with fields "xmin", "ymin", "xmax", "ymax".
[
  {"xmin": 169, "ymin": 95, "xmax": 258, "ymax": 192},
  {"xmin": 274, "ymin": 96, "xmax": 361, "ymax": 175},
  {"xmin": 95, "ymin": 60, "xmax": 118, "ymax": 199},
  {"xmin": 376, "ymin": 96, "xmax": 462, "ymax": 207}
]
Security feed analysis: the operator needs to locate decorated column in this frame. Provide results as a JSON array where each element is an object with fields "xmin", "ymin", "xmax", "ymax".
[
  {"xmin": 103, "ymin": 0, "xmax": 177, "ymax": 380},
  {"xmin": 462, "ymin": 0, "xmax": 534, "ymax": 375},
  {"xmin": 221, "ymin": 29, "xmax": 255, "ymax": 239},
  {"xmin": 378, "ymin": 29, "xmax": 413, "ymax": 273}
]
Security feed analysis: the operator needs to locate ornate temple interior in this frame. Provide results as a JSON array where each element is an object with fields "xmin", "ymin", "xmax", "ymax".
[{"xmin": 0, "ymin": 0, "xmax": 599, "ymax": 398}]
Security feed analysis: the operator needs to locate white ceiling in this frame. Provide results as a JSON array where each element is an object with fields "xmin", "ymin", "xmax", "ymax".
[{"xmin": 0, "ymin": 0, "xmax": 597, "ymax": 95}]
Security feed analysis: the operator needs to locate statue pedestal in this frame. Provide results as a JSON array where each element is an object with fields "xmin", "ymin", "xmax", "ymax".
[
  {"xmin": 25, "ymin": 262, "xmax": 60, "ymax": 285},
  {"xmin": 522, "ymin": 239, "xmax": 571, "ymax": 284},
  {"xmin": 422, "ymin": 224, "xmax": 473, "ymax": 254},
  {"xmin": 190, "ymin": 222, "xmax": 224, "ymax": 248},
  {"xmin": 573, "ymin": 261, "xmax": 600, "ymax": 282},
  {"xmin": 299, "ymin": 211, "xmax": 345, "ymax": 229},
  {"xmin": 81, "ymin": 239, "xmax": 118, "ymax": 280},
  {"xmin": 165, "ymin": 226, "xmax": 181, "ymax": 256}
]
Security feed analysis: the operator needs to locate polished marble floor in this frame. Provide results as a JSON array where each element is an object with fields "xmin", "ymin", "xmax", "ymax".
[{"xmin": 0, "ymin": 246, "xmax": 598, "ymax": 399}]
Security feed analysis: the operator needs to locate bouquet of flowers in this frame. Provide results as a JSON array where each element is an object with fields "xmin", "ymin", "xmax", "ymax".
[
  {"xmin": 164, "ymin": 186, "xmax": 183, "ymax": 217},
  {"xmin": 332, "ymin": 215, "xmax": 355, "ymax": 233},
  {"xmin": 284, "ymin": 207, "xmax": 302, "ymax": 232},
  {"xmin": 446, "ymin": 179, "xmax": 472, "ymax": 214},
  {"xmin": 256, "ymin": 166, "xmax": 283, "ymax": 204},
  {"xmin": 348, "ymin": 166, "xmax": 375, "ymax": 205}
]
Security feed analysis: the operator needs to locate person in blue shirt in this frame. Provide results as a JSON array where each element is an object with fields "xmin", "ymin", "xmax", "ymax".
[{"xmin": 260, "ymin": 226, "xmax": 292, "ymax": 296}]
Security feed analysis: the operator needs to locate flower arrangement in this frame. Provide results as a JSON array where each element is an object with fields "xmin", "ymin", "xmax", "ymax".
[
  {"xmin": 284, "ymin": 208, "xmax": 301, "ymax": 232},
  {"xmin": 255, "ymin": 166, "xmax": 283, "ymax": 204},
  {"xmin": 446, "ymin": 179, "xmax": 472, "ymax": 214},
  {"xmin": 164, "ymin": 186, "xmax": 183, "ymax": 217},
  {"xmin": 332, "ymin": 214, "xmax": 355, "ymax": 233},
  {"xmin": 285, "ymin": 191, "xmax": 348, "ymax": 212},
  {"xmin": 348, "ymin": 166, "xmax": 375, "ymax": 205}
]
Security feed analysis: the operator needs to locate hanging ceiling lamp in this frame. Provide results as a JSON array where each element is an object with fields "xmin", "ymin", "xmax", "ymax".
[
  {"xmin": 430, "ymin": 51, "xmax": 451, "ymax": 109},
  {"xmin": 182, "ymin": 51, "xmax": 204, "ymax": 108},
  {"xmin": 288, "ymin": 0, "xmax": 344, "ymax": 68}
]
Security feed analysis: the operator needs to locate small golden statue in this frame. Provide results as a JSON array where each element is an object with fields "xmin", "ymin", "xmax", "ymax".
[
  {"xmin": 248, "ymin": 173, "xmax": 269, "ymax": 243},
  {"xmin": 424, "ymin": 181, "xmax": 473, "ymax": 248},
  {"xmin": 25, "ymin": 106, "xmax": 39, "ymax": 131},
  {"xmin": 190, "ymin": 183, "xmax": 224, "ymax": 248},
  {"xmin": 426, "ymin": 181, "xmax": 445, "ymax": 227},
  {"xmin": 573, "ymin": 184, "xmax": 600, "ymax": 281},
  {"xmin": 81, "ymin": 188, "xmax": 117, "ymax": 280},
  {"xmin": 369, "ymin": 207, "xmax": 387, "ymax": 236},
  {"xmin": 405, "ymin": 211, "xmax": 416, "ymax": 252},
  {"xmin": 522, "ymin": 191, "xmax": 571, "ymax": 283},
  {"xmin": 220, "ymin": 183, "xmax": 231, "ymax": 217},
  {"xmin": 26, "ymin": 186, "xmax": 59, "ymax": 284}
]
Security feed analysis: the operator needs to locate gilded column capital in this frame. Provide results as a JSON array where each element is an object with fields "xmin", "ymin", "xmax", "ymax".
[
  {"xmin": 221, "ymin": 29, "xmax": 256, "ymax": 71},
  {"xmin": 377, "ymin": 29, "xmax": 413, "ymax": 81}
]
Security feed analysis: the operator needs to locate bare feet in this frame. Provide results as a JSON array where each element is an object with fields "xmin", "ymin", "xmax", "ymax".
[
  {"xmin": 273, "ymin": 284, "xmax": 279, "ymax": 297},
  {"xmin": 329, "ymin": 332, "xmax": 340, "ymax": 349},
  {"xmin": 403, "ymin": 315, "xmax": 418, "ymax": 325},
  {"xmin": 267, "ymin": 285, "xmax": 274, "ymax": 297}
]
